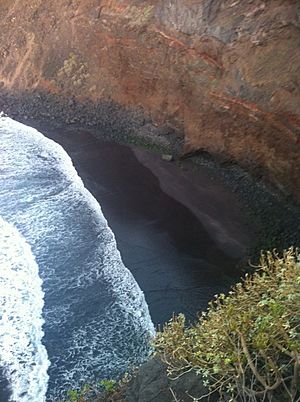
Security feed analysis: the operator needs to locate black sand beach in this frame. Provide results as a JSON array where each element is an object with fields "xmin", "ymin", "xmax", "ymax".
[
  {"xmin": 33, "ymin": 124, "xmax": 253, "ymax": 325},
  {"xmin": 1, "ymin": 112, "xmax": 299, "ymax": 401}
]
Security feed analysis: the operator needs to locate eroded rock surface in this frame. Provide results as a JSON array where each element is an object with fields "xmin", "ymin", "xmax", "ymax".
[
  {"xmin": 0, "ymin": 0, "xmax": 299, "ymax": 199},
  {"xmin": 125, "ymin": 355, "xmax": 216, "ymax": 402}
]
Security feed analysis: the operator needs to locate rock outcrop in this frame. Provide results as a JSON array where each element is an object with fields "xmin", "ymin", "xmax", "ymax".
[
  {"xmin": 0, "ymin": 0, "xmax": 300, "ymax": 199},
  {"xmin": 125, "ymin": 355, "xmax": 216, "ymax": 402}
]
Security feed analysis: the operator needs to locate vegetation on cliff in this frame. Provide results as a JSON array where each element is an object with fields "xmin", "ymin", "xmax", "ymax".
[
  {"xmin": 63, "ymin": 249, "xmax": 299, "ymax": 401},
  {"xmin": 154, "ymin": 248, "xmax": 300, "ymax": 401}
]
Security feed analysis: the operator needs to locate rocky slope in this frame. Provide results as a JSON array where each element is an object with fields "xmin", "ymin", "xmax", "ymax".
[{"xmin": 0, "ymin": 0, "xmax": 300, "ymax": 200}]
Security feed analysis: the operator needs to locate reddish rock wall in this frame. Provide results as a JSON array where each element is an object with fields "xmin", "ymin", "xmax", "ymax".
[{"xmin": 0, "ymin": 0, "xmax": 300, "ymax": 199}]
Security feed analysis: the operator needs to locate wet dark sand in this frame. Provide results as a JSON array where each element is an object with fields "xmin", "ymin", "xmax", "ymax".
[
  {"xmin": 0, "ymin": 121, "xmax": 254, "ymax": 402},
  {"xmin": 39, "ymin": 125, "xmax": 253, "ymax": 325}
]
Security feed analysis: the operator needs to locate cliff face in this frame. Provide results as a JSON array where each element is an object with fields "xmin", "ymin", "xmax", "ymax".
[{"xmin": 1, "ymin": 0, "xmax": 300, "ymax": 199}]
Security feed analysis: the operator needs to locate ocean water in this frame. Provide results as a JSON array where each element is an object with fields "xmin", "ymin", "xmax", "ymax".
[
  {"xmin": 0, "ymin": 217, "xmax": 49, "ymax": 401},
  {"xmin": 0, "ymin": 116, "xmax": 154, "ymax": 401}
]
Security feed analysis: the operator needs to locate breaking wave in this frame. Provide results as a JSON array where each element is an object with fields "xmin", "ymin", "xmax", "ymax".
[
  {"xmin": 0, "ymin": 116, "xmax": 154, "ymax": 400},
  {"xmin": 0, "ymin": 217, "xmax": 49, "ymax": 402}
]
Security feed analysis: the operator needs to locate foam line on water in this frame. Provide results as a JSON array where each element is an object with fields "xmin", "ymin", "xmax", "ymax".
[
  {"xmin": 0, "ymin": 115, "xmax": 154, "ymax": 327},
  {"xmin": 0, "ymin": 115, "xmax": 155, "ymax": 399},
  {"xmin": 0, "ymin": 217, "xmax": 49, "ymax": 402}
]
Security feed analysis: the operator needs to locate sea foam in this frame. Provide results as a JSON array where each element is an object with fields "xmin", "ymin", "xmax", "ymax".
[
  {"xmin": 0, "ymin": 116, "xmax": 154, "ymax": 400},
  {"xmin": 0, "ymin": 217, "xmax": 49, "ymax": 402}
]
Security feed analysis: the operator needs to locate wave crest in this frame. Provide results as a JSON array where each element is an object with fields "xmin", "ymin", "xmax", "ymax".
[{"xmin": 0, "ymin": 217, "xmax": 49, "ymax": 402}]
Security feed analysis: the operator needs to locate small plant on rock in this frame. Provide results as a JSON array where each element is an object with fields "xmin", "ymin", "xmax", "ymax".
[
  {"xmin": 66, "ymin": 383, "xmax": 92, "ymax": 402},
  {"xmin": 99, "ymin": 379, "xmax": 117, "ymax": 394}
]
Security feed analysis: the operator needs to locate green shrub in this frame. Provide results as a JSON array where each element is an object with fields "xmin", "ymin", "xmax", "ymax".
[
  {"xmin": 67, "ymin": 384, "xmax": 91, "ymax": 402},
  {"xmin": 154, "ymin": 248, "xmax": 300, "ymax": 401},
  {"xmin": 99, "ymin": 379, "xmax": 117, "ymax": 394},
  {"xmin": 67, "ymin": 389, "xmax": 80, "ymax": 402},
  {"xmin": 65, "ymin": 378, "xmax": 121, "ymax": 401}
]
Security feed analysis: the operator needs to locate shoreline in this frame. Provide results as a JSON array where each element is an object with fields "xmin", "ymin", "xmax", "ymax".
[
  {"xmin": 1, "ymin": 91, "xmax": 300, "ymax": 402},
  {"xmin": 32, "ymin": 123, "xmax": 250, "ymax": 324},
  {"xmin": 0, "ymin": 113, "xmax": 249, "ymax": 401},
  {"xmin": 1, "ymin": 89, "xmax": 299, "ymax": 259}
]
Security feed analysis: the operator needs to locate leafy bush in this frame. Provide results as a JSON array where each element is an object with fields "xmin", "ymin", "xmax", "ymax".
[
  {"xmin": 65, "ymin": 376, "xmax": 130, "ymax": 401},
  {"xmin": 99, "ymin": 379, "xmax": 117, "ymax": 394},
  {"xmin": 154, "ymin": 248, "xmax": 300, "ymax": 401},
  {"xmin": 67, "ymin": 384, "xmax": 91, "ymax": 402}
]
